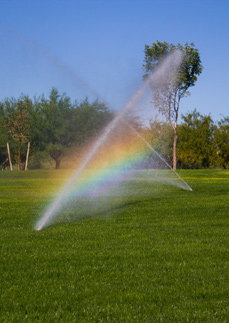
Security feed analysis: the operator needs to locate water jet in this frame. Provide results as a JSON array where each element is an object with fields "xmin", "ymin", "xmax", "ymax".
[{"xmin": 35, "ymin": 50, "xmax": 192, "ymax": 230}]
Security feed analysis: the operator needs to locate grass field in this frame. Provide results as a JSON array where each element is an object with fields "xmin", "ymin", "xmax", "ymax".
[{"xmin": 0, "ymin": 169, "xmax": 228, "ymax": 322}]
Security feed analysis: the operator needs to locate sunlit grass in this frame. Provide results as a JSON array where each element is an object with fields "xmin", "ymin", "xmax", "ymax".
[{"xmin": 0, "ymin": 169, "xmax": 228, "ymax": 322}]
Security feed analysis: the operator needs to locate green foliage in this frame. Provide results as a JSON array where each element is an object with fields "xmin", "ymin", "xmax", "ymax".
[
  {"xmin": 143, "ymin": 41, "xmax": 203, "ymax": 169},
  {"xmin": 3, "ymin": 97, "xmax": 32, "ymax": 145},
  {"xmin": 38, "ymin": 88, "xmax": 74, "ymax": 169},
  {"xmin": 73, "ymin": 97, "xmax": 114, "ymax": 146},
  {"xmin": 0, "ymin": 88, "xmax": 114, "ymax": 169},
  {"xmin": 177, "ymin": 110, "xmax": 216, "ymax": 168},
  {"xmin": 1, "ymin": 97, "xmax": 32, "ymax": 169},
  {"xmin": 0, "ymin": 170, "xmax": 228, "ymax": 321},
  {"xmin": 143, "ymin": 119, "xmax": 173, "ymax": 167},
  {"xmin": 37, "ymin": 89, "xmax": 113, "ymax": 169},
  {"xmin": 0, "ymin": 87, "xmax": 228, "ymax": 170},
  {"xmin": 143, "ymin": 110, "xmax": 229, "ymax": 169},
  {"xmin": 143, "ymin": 41, "xmax": 203, "ymax": 95},
  {"xmin": 0, "ymin": 103, "xmax": 9, "ymax": 162},
  {"xmin": 28, "ymin": 150, "xmax": 53, "ymax": 170},
  {"xmin": 213, "ymin": 117, "xmax": 229, "ymax": 168}
]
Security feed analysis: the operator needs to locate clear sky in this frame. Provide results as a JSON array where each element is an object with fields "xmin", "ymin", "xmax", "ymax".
[{"xmin": 0, "ymin": 0, "xmax": 228, "ymax": 123}]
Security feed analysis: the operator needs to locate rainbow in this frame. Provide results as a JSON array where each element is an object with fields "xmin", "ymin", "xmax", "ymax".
[
  {"xmin": 35, "ymin": 124, "xmax": 192, "ymax": 230},
  {"xmin": 35, "ymin": 51, "xmax": 192, "ymax": 230},
  {"xmin": 65, "ymin": 129, "xmax": 154, "ymax": 199},
  {"xmin": 35, "ymin": 129, "xmax": 159, "ymax": 230}
]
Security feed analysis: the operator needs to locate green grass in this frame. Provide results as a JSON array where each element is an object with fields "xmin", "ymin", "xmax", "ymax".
[{"xmin": 0, "ymin": 169, "xmax": 228, "ymax": 322}]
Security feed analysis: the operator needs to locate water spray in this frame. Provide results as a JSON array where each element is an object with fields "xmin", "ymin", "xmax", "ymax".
[
  {"xmin": 125, "ymin": 122, "xmax": 193, "ymax": 191},
  {"xmin": 35, "ymin": 50, "xmax": 192, "ymax": 230}
]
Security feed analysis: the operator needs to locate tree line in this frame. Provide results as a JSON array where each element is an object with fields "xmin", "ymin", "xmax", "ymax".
[
  {"xmin": 0, "ymin": 88, "xmax": 113, "ymax": 169},
  {"xmin": 0, "ymin": 88, "xmax": 228, "ymax": 170},
  {"xmin": 145, "ymin": 111, "xmax": 229, "ymax": 169}
]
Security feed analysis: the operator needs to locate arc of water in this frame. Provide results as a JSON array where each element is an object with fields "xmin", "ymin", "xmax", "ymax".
[
  {"xmin": 35, "ymin": 115, "xmax": 121, "ymax": 231},
  {"xmin": 35, "ymin": 69, "xmax": 162, "ymax": 230},
  {"xmin": 125, "ymin": 122, "xmax": 193, "ymax": 191},
  {"xmin": 35, "ymin": 50, "xmax": 191, "ymax": 230}
]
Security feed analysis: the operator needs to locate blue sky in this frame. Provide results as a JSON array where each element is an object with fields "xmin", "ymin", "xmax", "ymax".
[{"xmin": 0, "ymin": 0, "xmax": 228, "ymax": 122}]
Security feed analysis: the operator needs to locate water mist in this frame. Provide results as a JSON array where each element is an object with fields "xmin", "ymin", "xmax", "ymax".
[{"xmin": 35, "ymin": 50, "xmax": 191, "ymax": 230}]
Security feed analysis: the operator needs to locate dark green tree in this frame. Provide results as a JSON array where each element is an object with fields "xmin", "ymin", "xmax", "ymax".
[
  {"xmin": 39, "ymin": 89, "xmax": 113, "ymax": 169},
  {"xmin": 0, "ymin": 89, "xmax": 114, "ymax": 170},
  {"xmin": 177, "ymin": 110, "xmax": 216, "ymax": 168},
  {"xmin": 73, "ymin": 97, "xmax": 114, "ymax": 145},
  {"xmin": 143, "ymin": 41, "xmax": 203, "ymax": 169},
  {"xmin": 29, "ymin": 95, "xmax": 48, "ymax": 153},
  {"xmin": 40, "ymin": 88, "xmax": 75, "ymax": 169}
]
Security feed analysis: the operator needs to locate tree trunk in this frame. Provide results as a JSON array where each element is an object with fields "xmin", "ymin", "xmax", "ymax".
[
  {"xmin": 55, "ymin": 159, "xmax": 61, "ymax": 170},
  {"xmin": 6, "ymin": 142, "xmax": 13, "ymax": 171},
  {"xmin": 173, "ymin": 127, "xmax": 177, "ymax": 170},
  {"xmin": 18, "ymin": 146, "xmax": 21, "ymax": 171}
]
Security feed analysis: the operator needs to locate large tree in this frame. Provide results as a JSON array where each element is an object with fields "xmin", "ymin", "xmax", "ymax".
[
  {"xmin": 143, "ymin": 41, "xmax": 203, "ymax": 169},
  {"xmin": 40, "ymin": 88, "xmax": 76, "ymax": 169},
  {"xmin": 39, "ymin": 88, "xmax": 113, "ymax": 169}
]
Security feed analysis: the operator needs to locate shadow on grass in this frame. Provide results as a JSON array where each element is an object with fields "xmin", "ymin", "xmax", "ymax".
[{"xmin": 45, "ymin": 195, "xmax": 154, "ymax": 229}]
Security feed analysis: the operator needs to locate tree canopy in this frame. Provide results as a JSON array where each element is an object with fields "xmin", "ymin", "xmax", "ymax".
[
  {"xmin": 143, "ymin": 41, "xmax": 203, "ymax": 169},
  {"xmin": 0, "ymin": 88, "xmax": 113, "ymax": 169},
  {"xmin": 177, "ymin": 110, "xmax": 216, "ymax": 168},
  {"xmin": 0, "ymin": 88, "xmax": 228, "ymax": 170}
]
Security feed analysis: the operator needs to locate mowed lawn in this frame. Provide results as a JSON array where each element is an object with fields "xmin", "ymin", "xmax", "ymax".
[{"xmin": 0, "ymin": 169, "xmax": 228, "ymax": 322}]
